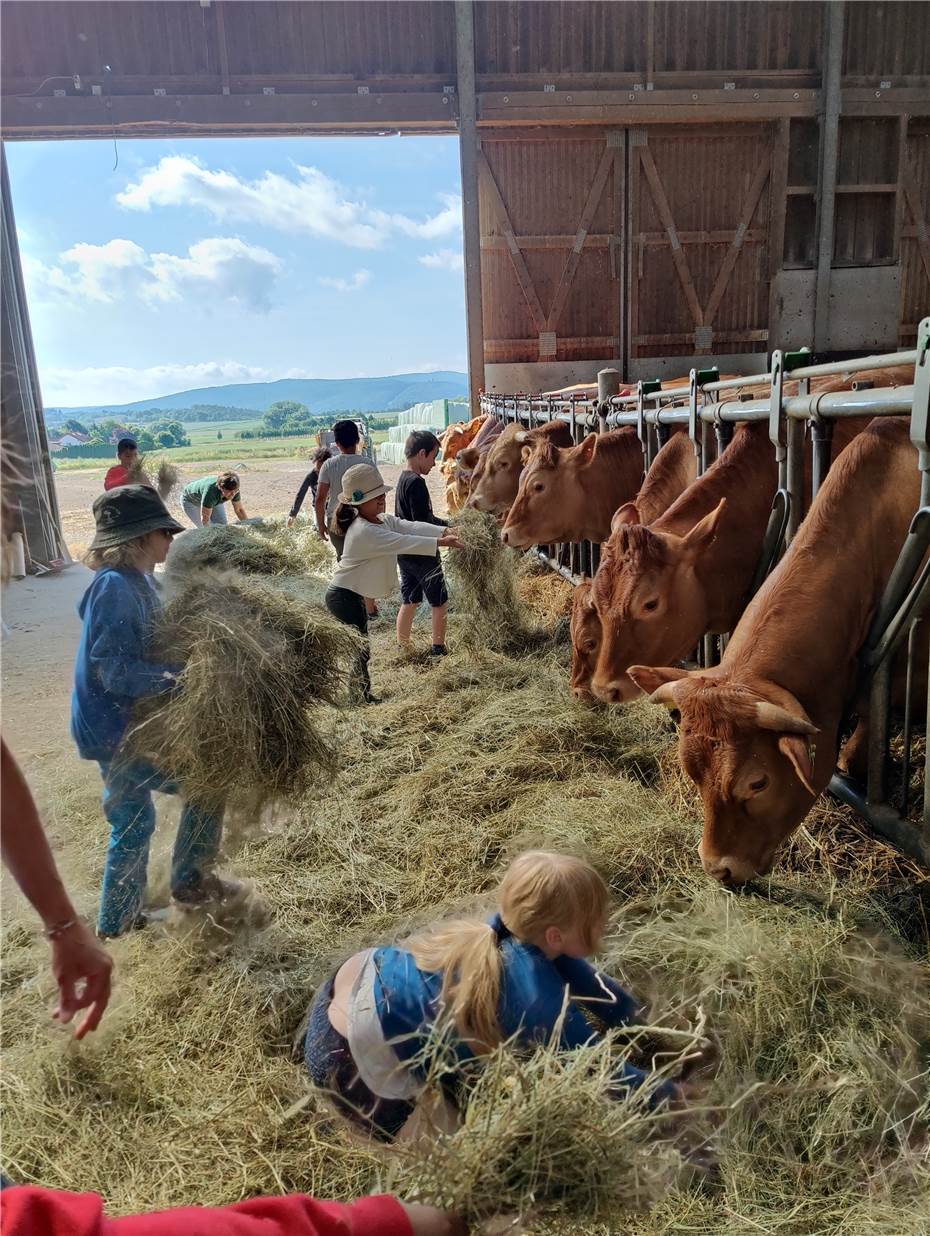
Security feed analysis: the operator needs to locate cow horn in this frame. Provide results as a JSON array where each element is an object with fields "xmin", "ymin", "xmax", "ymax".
[
  {"xmin": 514, "ymin": 430, "xmax": 528, "ymax": 443},
  {"xmin": 754, "ymin": 701, "xmax": 818, "ymax": 736}
]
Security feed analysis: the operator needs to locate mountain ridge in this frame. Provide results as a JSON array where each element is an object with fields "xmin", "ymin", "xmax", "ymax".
[{"xmin": 51, "ymin": 371, "xmax": 468, "ymax": 418}]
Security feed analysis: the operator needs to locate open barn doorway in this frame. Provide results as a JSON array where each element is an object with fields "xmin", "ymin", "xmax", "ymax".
[{"xmin": 5, "ymin": 133, "xmax": 467, "ymax": 561}]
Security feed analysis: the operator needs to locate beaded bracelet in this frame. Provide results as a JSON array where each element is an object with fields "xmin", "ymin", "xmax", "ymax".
[{"xmin": 43, "ymin": 917, "xmax": 79, "ymax": 940}]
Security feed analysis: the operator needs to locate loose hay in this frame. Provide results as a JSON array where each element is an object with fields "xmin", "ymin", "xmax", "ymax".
[
  {"xmin": 126, "ymin": 454, "xmax": 180, "ymax": 502},
  {"xmin": 166, "ymin": 523, "xmax": 309, "ymax": 578},
  {"xmin": 123, "ymin": 567, "xmax": 358, "ymax": 811},
  {"xmin": 3, "ymin": 575, "xmax": 929, "ymax": 1232},
  {"xmin": 446, "ymin": 509, "xmax": 555, "ymax": 654}
]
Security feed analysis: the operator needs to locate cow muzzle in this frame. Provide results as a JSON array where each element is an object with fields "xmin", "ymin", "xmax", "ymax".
[
  {"xmin": 700, "ymin": 852, "xmax": 759, "ymax": 886},
  {"xmin": 590, "ymin": 675, "xmax": 640, "ymax": 705}
]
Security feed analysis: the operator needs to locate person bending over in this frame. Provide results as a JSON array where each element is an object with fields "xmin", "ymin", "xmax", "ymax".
[
  {"xmin": 104, "ymin": 438, "xmax": 149, "ymax": 491},
  {"xmin": 72, "ymin": 485, "xmax": 238, "ymax": 938},
  {"xmin": 180, "ymin": 471, "xmax": 247, "ymax": 527},
  {"xmin": 303, "ymin": 850, "xmax": 680, "ymax": 1141},
  {"xmin": 323, "ymin": 463, "xmax": 463, "ymax": 703},
  {"xmin": 395, "ymin": 430, "xmax": 450, "ymax": 657},
  {"xmin": 287, "ymin": 447, "xmax": 332, "ymax": 527}
]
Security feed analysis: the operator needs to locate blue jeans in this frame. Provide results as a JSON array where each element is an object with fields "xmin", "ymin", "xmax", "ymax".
[
  {"xmin": 182, "ymin": 499, "xmax": 227, "ymax": 527},
  {"xmin": 96, "ymin": 759, "xmax": 224, "ymax": 937}
]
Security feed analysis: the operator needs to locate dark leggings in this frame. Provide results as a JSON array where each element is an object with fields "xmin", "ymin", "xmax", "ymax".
[
  {"xmin": 303, "ymin": 975, "xmax": 414, "ymax": 1141},
  {"xmin": 325, "ymin": 585, "xmax": 371, "ymax": 699}
]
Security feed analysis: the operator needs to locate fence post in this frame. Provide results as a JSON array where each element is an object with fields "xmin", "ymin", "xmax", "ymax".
[
  {"xmin": 597, "ymin": 368, "xmax": 620, "ymax": 437},
  {"xmin": 768, "ymin": 349, "xmax": 787, "ymax": 491}
]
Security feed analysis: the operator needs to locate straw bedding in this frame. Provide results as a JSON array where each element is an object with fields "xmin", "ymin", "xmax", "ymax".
[{"xmin": 3, "ymin": 520, "xmax": 929, "ymax": 1231}]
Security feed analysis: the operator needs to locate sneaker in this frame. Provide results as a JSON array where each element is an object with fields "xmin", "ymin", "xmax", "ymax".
[
  {"xmin": 97, "ymin": 906, "xmax": 169, "ymax": 940},
  {"xmin": 173, "ymin": 875, "xmax": 243, "ymax": 906},
  {"xmin": 362, "ymin": 693, "xmax": 383, "ymax": 705},
  {"xmin": 430, "ymin": 644, "xmax": 448, "ymax": 657}
]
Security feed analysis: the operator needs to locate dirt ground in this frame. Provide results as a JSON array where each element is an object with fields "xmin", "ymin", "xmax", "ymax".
[{"xmin": 54, "ymin": 453, "xmax": 448, "ymax": 558}]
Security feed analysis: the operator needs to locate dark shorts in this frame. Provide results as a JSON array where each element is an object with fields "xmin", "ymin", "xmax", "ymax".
[
  {"xmin": 303, "ymin": 974, "xmax": 414, "ymax": 1141},
  {"xmin": 399, "ymin": 555, "xmax": 448, "ymax": 607}
]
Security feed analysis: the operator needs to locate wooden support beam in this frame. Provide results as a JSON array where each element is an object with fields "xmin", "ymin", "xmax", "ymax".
[
  {"xmin": 814, "ymin": 1, "xmax": 845, "ymax": 350},
  {"xmin": 768, "ymin": 118, "xmax": 790, "ymax": 280},
  {"xmin": 545, "ymin": 145, "xmax": 613, "ymax": 332},
  {"xmin": 455, "ymin": 1, "xmax": 485, "ymax": 415},
  {"xmin": 478, "ymin": 149, "xmax": 547, "ymax": 335},
  {"xmin": 704, "ymin": 160, "xmax": 770, "ymax": 324},
  {"xmin": 214, "ymin": 1, "xmax": 231, "ymax": 95},
  {"xmin": 638, "ymin": 146, "xmax": 704, "ymax": 327},
  {"xmin": 902, "ymin": 158, "xmax": 930, "ymax": 290}
]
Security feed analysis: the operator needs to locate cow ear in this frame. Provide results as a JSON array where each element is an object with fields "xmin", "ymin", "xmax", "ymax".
[
  {"xmin": 682, "ymin": 498, "xmax": 727, "ymax": 556},
  {"xmin": 574, "ymin": 433, "xmax": 598, "ymax": 466},
  {"xmin": 627, "ymin": 664, "xmax": 689, "ymax": 706},
  {"xmin": 611, "ymin": 502, "xmax": 641, "ymax": 534},
  {"xmin": 777, "ymin": 734, "xmax": 817, "ymax": 796},
  {"xmin": 521, "ymin": 444, "xmax": 536, "ymax": 464}
]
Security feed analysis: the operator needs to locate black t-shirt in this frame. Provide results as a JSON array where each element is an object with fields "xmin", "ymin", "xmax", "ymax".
[{"xmin": 395, "ymin": 470, "xmax": 447, "ymax": 565}]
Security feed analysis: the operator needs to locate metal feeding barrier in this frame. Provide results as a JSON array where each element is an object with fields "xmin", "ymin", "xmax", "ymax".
[{"xmin": 480, "ymin": 317, "xmax": 930, "ymax": 869}]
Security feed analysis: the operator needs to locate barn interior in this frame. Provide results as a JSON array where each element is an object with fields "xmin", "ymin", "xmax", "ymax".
[{"xmin": 1, "ymin": 4, "xmax": 929, "ymax": 1233}]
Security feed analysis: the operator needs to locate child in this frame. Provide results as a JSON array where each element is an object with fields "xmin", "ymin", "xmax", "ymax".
[
  {"xmin": 303, "ymin": 850, "xmax": 679, "ymax": 1141},
  {"xmin": 104, "ymin": 437, "xmax": 149, "ymax": 491},
  {"xmin": 287, "ymin": 446, "xmax": 332, "ymax": 526},
  {"xmin": 72, "ymin": 485, "xmax": 237, "ymax": 938},
  {"xmin": 324, "ymin": 463, "xmax": 463, "ymax": 703},
  {"xmin": 395, "ymin": 430, "xmax": 450, "ymax": 656}
]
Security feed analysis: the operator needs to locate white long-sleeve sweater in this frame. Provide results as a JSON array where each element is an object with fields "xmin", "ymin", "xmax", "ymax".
[{"xmin": 330, "ymin": 513, "xmax": 443, "ymax": 599}]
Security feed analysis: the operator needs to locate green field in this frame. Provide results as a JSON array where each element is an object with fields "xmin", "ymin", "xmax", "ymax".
[{"xmin": 52, "ymin": 423, "xmax": 391, "ymax": 471}]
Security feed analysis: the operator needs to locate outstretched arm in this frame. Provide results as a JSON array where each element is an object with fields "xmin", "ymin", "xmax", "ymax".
[{"xmin": 0, "ymin": 738, "xmax": 113, "ymax": 1038}]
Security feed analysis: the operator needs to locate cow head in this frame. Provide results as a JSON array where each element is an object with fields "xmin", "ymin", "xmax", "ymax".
[
  {"xmin": 569, "ymin": 580, "xmax": 601, "ymax": 704},
  {"xmin": 589, "ymin": 500, "xmax": 727, "ymax": 704},
  {"xmin": 628, "ymin": 665, "xmax": 824, "ymax": 883},
  {"xmin": 468, "ymin": 421, "xmax": 570, "ymax": 516},
  {"xmin": 500, "ymin": 432, "xmax": 601, "ymax": 549}
]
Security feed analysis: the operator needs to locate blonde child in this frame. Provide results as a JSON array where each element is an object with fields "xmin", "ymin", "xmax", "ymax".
[{"xmin": 303, "ymin": 850, "xmax": 679, "ymax": 1140}]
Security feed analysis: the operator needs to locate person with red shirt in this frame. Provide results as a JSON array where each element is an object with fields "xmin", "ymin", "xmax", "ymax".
[
  {"xmin": 0, "ymin": 1186, "xmax": 464, "ymax": 1236},
  {"xmin": 104, "ymin": 439, "xmax": 150, "ymax": 491}
]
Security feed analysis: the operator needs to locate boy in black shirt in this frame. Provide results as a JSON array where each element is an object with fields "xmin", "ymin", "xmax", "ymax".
[{"xmin": 395, "ymin": 430, "xmax": 450, "ymax": 656}]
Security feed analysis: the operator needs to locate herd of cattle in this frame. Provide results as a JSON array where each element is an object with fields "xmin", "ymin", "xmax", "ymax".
[{"xmin": 438, "ymin": 364, "xmax": 923, "ymax": 884}]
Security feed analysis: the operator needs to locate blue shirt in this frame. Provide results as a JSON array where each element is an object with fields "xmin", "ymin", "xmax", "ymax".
[
  {"xmin": 71, "ymin": 567, "xmax": 178, "ymax": 761},
  {"xmin": 372, "ymin": 915, "xmax": 674, "ymax": 1105}
]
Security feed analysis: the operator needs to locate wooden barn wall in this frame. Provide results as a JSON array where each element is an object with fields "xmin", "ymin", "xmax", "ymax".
[
  {"xmin": 843, "ymin": 2, "xmax": 930, "ymax": 81},
  {"xmin": 901, "ymin": 121, "xmax": 930, "ymax": 347},
  {"xmin": 478, "ymin": 132, "xmax": 621, "ymax": 365}
]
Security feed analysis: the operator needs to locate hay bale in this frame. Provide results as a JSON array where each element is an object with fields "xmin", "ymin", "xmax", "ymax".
[
  {"xmin": 445, "ymin": 509, "xmax": 554, "ymax": 654},
  {"xmin": 123, "ymin": 567, "xmax": 359, "ymax": 810}
]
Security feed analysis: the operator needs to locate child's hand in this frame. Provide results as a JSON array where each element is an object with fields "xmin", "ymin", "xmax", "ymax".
[
  {"xmin": 399, "ymin": 1202, "xmax": 468, "ymax": 1236},
  {"xmin": 287, "ymin": 516, "xmax": 296, "ymax": 528},
  {"xmin": 438, "ymin": 533, "xmax": 465, "ymax": 550}
]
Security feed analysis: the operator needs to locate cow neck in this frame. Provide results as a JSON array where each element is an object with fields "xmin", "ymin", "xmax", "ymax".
[
  {"xmin": 722, "ymin": 420, "xmax": 919, "ymax": 727},
  {"xmin": 635, "ymin": 433, "xmax": 697, "ymax": 525},
  {"xmin": 583, "ymin": 431, "xmax": 644, "ymax": 542},
  {"xmin": 656, "ymin": 423, "xmax": 778, "ymax": 631}
]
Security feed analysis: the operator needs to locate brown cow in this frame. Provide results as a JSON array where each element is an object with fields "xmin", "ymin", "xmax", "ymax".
[
  {"xmin": 570, "ymin": 431, "xmax": 702, "ymax": 702},
  {"xmin": 501, "ymin": 429, "xmax": 645, "ymax": 548},
  {"xmin": 590, "ymin": 421, "xmax": 777, "ymax": 704},
  {"xmin": 466, "ymin": 419, "xmax": 574, "ymax": 516},
  {"xmin": 629, "ymin": 416, "xmax": 919, "ymax": 885}
]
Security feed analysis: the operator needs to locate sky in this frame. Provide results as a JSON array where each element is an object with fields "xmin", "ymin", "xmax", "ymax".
[{"xmin": 7, "ymin": 135, "xmax": 466, "ymax": 408}]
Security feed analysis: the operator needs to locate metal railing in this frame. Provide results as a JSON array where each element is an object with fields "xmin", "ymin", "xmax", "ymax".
[{"xmin": 480, "ymin": 318, "xmax": 930, "ymax": 868}]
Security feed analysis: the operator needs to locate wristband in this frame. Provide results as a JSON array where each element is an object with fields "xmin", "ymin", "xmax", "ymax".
[{"xmin": 44, "ymin": 917, "xmax": 79, "ymax": 940}]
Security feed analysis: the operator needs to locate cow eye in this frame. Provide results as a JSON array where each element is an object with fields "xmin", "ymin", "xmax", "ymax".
[
  {"xmin": 749, "ymin": 774, "xmax": 769, "ymax": 794},
  {"xmin": 583, "ymin": 639, "xmax": 597, "ymax": 653},
  {"xmin": 533, "ymin": 482, "xmax": 545, "ymax": 493},
  {"xmin": 643, "ymin": 598, "xmax": 659, "ymax": 612}
]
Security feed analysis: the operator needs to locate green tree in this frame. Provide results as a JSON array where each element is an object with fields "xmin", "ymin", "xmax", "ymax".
[
  {"xmin": 217, "ymin": 430, "xmax": 223, "ymax": 440},
  {"xmin": 156, "ymin": 431, "xmax": 175, "ymax": 448},
  {"xmin": 264, "ymin": 400, "xmax": 309, "ymax": 432},
  {"xmin": 63, "ymin": 417, "xmax": 89, "ymax": 435}
]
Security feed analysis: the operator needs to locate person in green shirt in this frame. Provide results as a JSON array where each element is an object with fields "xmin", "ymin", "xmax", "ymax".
[{"xmin": 180, "ymin": 471, "xmax": 248, "ymax": 526}]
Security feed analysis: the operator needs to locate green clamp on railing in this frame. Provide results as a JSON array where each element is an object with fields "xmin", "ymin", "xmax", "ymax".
[
  {"xmin": 641, "ymin": 379, "xmax": 662, "ymax": 396},
  {"xmin": 783, "ymin": 349, "xmax": 811, "ymax": 373},
  {"xmin": 695, "ymin": 367, "xmax": 719, "ymax": 385}
]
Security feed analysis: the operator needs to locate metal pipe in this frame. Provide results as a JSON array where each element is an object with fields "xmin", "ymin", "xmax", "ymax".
[
  {"xmin": 454, "ymin": 0, "xmax": 485, "ymax": 417},
  {"xmin": 810, "ymin": 417, "xmax": 834, "ymax": 496},
  {"xmin": 829, "ymin": 774, "xmax": 930, "ymax": 867},
  {"xmin": 785, "ymin": 416, "xmax": 806, "ymax": 542},
  {"xmin": 899, "ymin": 618, "xmax": 920, "ymax": 814}
]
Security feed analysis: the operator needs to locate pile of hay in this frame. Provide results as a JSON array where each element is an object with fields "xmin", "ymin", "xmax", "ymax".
[
  {"xmin": 124, "ymin": 566, "xmax": 358, "ymax": 811},
  {"xmin": 3, "ymin": 572, "xmax": 929, "ymax": 1232},
  {"xmin": 166, "ymin": 521, "xmax": 328, "ymax": 579},
  {"xmin": 445, "ymin": 508, "xmax": 556, "ymax": 653}
]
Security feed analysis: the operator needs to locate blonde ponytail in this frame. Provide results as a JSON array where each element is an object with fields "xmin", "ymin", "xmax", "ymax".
[
  {"xmin": 407, "ymin": 918, "xmax": 504, "ymax": 1053},
  {"xmin": 406, "ymin": 850, "xmax": 609, "ymax": 1054}
]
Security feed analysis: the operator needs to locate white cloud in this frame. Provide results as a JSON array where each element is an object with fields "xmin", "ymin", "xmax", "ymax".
[
  {"xmin": 116, "ymin": 156, "xmax": 461, "ymax": 250},
  {"xmin": 24, "ymin": 237, "xmax": 281, "ymax": 310},
  {"xmin": 318, "ymin": 268, "xmax": 371, "ymax": 293},
  {"xmin": 418, "ymin": 248, "xmax": 465, "ymax": 273},
  {"xmin": 40, "ymin": 361, "xmax": 303, "ymax": 409}
]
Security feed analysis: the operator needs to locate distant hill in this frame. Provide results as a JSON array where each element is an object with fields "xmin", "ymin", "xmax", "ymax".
[{"xmin": 54, "ymin": 372, "xmax": 468, "ymax": 419}]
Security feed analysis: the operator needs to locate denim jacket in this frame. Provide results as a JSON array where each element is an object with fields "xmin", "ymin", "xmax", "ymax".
[{"xmin": 71, "ymin": 567, "xmax": 178, "ymax": 761}]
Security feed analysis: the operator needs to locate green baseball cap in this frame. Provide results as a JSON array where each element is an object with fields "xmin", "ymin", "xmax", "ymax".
[{"xmin": 89, "ymin": 484, "xmax": 184, "ymax": 550}]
